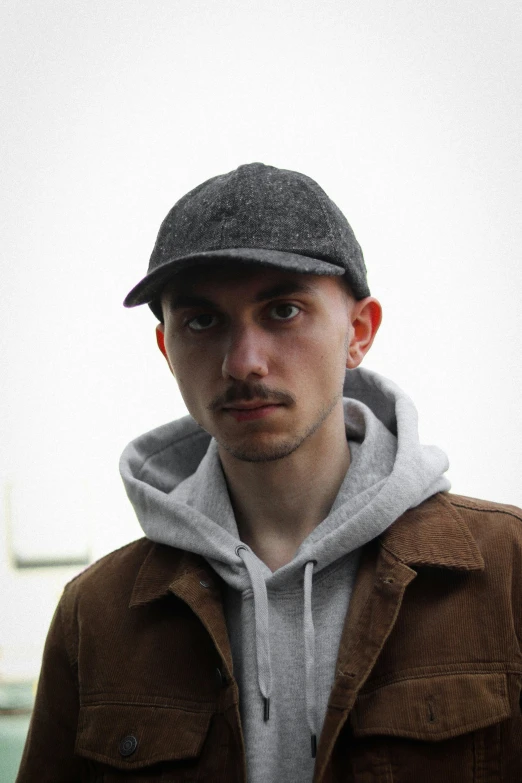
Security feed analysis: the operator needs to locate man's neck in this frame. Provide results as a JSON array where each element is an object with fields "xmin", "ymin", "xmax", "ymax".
[{"xmin": 218, "ymin": 406, "xmax": 350, "ymax": 571}]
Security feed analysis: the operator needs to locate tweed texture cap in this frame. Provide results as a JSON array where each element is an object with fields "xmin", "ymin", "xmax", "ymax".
[{"xmin": 123, "ymin": 162, "xmax": 370, "ymax": 312}]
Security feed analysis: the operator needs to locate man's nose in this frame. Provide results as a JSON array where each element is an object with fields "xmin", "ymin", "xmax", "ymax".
[{"xmin": 221, "ymin": 324, "xmax": 269, "ymax": 381}]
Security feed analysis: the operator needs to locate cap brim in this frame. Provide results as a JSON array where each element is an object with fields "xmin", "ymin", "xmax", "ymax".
[{"xmin": 123, "ymin": 248, "xmax": 344, "ymax": 308}]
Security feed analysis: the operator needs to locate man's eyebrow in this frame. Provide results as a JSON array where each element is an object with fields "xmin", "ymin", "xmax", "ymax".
[
  {"xmin": 253, "ymin": 281, "xmax": 316, "ymax": 302},
  {"xmin": 166, "ymin": 293, "xmax": 216, "ymax": 311}
]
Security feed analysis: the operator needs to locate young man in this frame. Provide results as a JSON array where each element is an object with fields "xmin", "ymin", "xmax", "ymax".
[{"xmin": 18, "ymin": 164, "xmax": 522, "ymax": 782}]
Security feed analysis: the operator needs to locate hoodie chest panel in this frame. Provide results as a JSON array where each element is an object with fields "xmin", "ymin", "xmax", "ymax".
[{"xmin": 224, "ymin": 551, "xmax": 360, "ymax": 783}]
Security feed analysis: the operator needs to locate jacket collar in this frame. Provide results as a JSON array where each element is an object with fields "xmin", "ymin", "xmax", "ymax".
[
  {"xmin": 380, "ymin": 492, "xmax": 485, "ymax": 571},
  {"xmin": 129, "ymin": 540, "xmax": 235, "ymax": 677},
  {"xmin": 129, "ymin": 491, "xmax": 484, "ymax": 608},
  {"xmin": 129, "ymin": 543, "xmax": 215, "ymax": 608}
]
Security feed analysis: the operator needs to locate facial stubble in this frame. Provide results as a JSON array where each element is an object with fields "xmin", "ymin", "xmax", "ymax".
[
  {"xmin": 212, "ymin": 331, "xmax": 350, "ymax": 463},
  {"xmin": 217, "ymin": 389, "xmax": 345, "ymax": 463}
]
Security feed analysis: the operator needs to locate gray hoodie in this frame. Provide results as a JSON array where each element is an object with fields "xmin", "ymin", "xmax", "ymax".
[{"xmin": 120, "ymin": 367, "xmax": 450, "ymax": 783}]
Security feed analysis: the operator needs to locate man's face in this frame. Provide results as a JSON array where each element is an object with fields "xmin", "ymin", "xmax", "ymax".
[{"xmin": 157, "ymin": 264, "xmax": 357, "ymax": 463}]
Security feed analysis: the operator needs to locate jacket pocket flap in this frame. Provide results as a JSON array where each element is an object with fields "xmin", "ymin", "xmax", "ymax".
[
  {"xmin": 75, "ymin": 703, "xmax": 212, "ymax": 769},
  {"xmin": 350, "ymin": 673, "xmax": 510, "ymax": 742}
]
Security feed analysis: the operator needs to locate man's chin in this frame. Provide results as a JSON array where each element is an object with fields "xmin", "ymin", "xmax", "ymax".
[
  {"xmin": 211, "ymin": 396, "xmax": 342, "ymax": 464},
  {"xmin": 219, "ymin": 435, "xmax": 304, "ymax": 463}
]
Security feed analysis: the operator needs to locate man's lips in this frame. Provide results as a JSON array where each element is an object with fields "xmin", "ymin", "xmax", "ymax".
[
  {"xmin": 222, "ymin": 400, "xmax": 279, "ymax": 410},
  {"xmin": 221, "ymin": 401, "xmax": 283, "ymax": 421}
]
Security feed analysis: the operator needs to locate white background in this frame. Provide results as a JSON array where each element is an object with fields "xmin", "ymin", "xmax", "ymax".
[{"xmin": 0, "ymin": 0, "xmax": 520, "ymax": 677}]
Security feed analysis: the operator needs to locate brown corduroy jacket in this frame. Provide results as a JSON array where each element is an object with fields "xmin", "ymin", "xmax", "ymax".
[{"xmin": 17, "ymin": 492, "xmax": 522, "ymax": 782}]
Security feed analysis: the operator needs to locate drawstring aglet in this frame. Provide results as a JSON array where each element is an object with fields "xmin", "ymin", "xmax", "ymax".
[
  {"xmin": 263, "ymin": 697, "xmax": 270, "ymax": 721},
  {"xmin": 311, "ymin": 734, "xmax": 317, "ymax": 758}
]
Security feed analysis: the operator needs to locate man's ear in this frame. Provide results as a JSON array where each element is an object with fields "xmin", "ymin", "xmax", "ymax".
[
  {"xmin": 155, "ymin": 324, "xmax": 175, "ymax": 375},
  {"xmin": 346, "ymin": 297, "xmax": 382, "ymax": 369}
]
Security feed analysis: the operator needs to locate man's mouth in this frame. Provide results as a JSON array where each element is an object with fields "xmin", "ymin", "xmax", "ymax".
[{"xmin": 221, "ymin": 401, "xmax": 283, "ymax": 421}]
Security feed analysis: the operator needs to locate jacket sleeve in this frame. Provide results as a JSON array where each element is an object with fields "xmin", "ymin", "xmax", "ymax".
[{"xmin": 16, "ymin": 594, "xmax": 89, "ymax": 782}]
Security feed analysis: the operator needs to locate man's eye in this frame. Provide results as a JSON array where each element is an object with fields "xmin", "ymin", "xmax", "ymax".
[
  {"xmin": 269, "ymin": 304, "xmax": 300, "ymax": 321},
  {"xmin": 187, "ymin": 314, "xmax": 218, "ymax": 331}
]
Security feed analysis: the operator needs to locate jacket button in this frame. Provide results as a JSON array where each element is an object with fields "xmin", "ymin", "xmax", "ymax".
[
  {"xmin": 215, "ymin": 667, "xmax": 227, "ymax": 688},
  {"xmin": 119, "ymin": 735, "xmax": 138, "ymax": 757}
]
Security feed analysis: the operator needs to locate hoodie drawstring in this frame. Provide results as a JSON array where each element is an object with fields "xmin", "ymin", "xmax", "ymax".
[
  {"xmin": 236, "ymin": 545, "xmax": 272, "ymax": 720},
  {"xmin": 304, "ymin": 559, "xmax": 318, "ymax": 757},
  {"xmin": 236, "ymin": 545, "xmax": 318, "ymax": 758}
]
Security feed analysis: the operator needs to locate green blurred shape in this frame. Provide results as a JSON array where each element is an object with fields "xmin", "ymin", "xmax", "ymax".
[
  {"xmin": 0, "ymin": 682, "xmax": 34, "ymax": 782},
  {"xmin": 0, "ymin": 682, "xmax": 34, "ymax": 712},
  {"xmin": 0, "ymin": 714, "xmax": 31, "ymax": 783}
]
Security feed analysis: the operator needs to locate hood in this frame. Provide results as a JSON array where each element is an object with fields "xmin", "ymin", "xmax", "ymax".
[{"xmin": 120, "ymin": 366, "xmax": 450, "ymax": 589}]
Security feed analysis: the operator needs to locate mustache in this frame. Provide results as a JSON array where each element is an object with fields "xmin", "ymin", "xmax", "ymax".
[{"xmin": 208, "ymin": 382, "xmax": 295, "ymax": 411}]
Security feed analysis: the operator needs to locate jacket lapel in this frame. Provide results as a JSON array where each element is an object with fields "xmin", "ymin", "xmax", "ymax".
[
  {"xmin": 315, "ymin": 492, "xmax": 484, "ymax": 780},
  {"xmin": 129, "ymin": 542, "xmax": 234, "ymax": 679}
]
